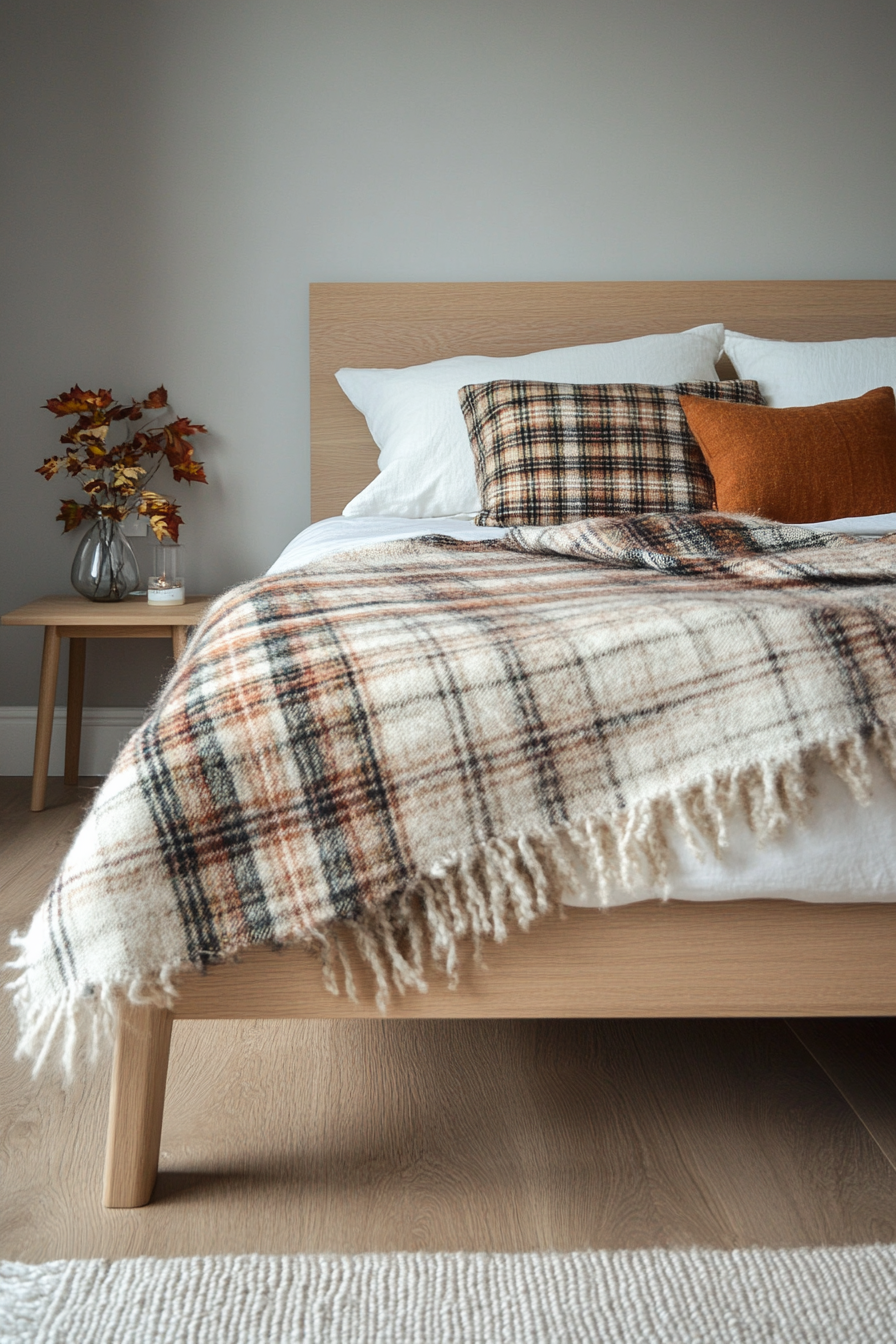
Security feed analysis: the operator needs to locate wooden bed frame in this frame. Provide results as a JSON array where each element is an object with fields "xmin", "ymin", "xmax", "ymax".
[{"xmin": 103, "ymin": 280, "xmax": 896, "ymax": 1209}]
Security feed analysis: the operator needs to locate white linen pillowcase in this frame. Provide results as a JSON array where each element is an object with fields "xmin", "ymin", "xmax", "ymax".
[
  {"xmin": 339, "ymin": 324, "xmax": 725, "ymax": 518},
  {"xmin": 723, "ymin": 330, "xmax": 896, "ymax": 407}
]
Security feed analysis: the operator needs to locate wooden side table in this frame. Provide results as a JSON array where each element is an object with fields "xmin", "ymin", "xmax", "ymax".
[{"xmin": 1, "ymin": 593, "xmax": 213, "ymax": 811}]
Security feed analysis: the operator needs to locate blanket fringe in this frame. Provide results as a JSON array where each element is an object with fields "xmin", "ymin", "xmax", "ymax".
[
  {"xmin": 336, "ymin": 728, "xmax": 892, "ymax": 1011},
  {"xmin": 7, "ymin": 942, "xmax": 179, "ymax": 1084},
  {"xmin": 8, "ymin": 729, "xmax": 893, "ymax": 1077}
]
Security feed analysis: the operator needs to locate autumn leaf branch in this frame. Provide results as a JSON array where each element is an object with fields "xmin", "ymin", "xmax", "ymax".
[{"xmin": 38, "ymin": 385, "xmax": 208, "ymax": 542}]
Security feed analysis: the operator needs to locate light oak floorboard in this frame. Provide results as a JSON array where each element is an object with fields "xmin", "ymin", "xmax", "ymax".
[
  {"xmin": 3, "ymin": 778, "xmax": 896, "ymax": 1261},
  {"xmin": 788, "ymin": 1019, "xmax": 896, "ymax": 1176}
]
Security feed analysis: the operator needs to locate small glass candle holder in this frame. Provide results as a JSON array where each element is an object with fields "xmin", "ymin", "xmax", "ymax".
[{"xmin": 148, "ymin": 544, "xmax": 185, "ymax": 606}]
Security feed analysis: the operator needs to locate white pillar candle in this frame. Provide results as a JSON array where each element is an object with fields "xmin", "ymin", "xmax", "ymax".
[{"xmin": 148, "ymin": 584, "xmax": 186, "ymax": 606}]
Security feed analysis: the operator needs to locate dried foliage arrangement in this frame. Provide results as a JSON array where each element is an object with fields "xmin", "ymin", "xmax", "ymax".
[{"xmin": 37, "ymin": 386, "xmax": 207, "ymax": 542}]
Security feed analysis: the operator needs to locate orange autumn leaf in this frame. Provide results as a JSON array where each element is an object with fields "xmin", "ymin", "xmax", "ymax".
[
  {"xmin": 131, "ymin": 429, "xmax": 165, "ymax": 455},
  {"xmin": 171, "ymin": 455, "xmax": 208, "ymax": 484},
  {"xmin": 56, "ymin": 500, "xmax": 88, "ymax": 532},
  {"xmin": 149, "ymin": 514, "xmax": 178, "ymax": 543},
  {"xmin": 139, "ymin": 491, "xmax": 183, "ymax": 542},
  {"xmin": 162, "ymin": 419, "xmax": 208, "ymax": 483},
  {"xmin": 169, "ymin": 416, "xmax": 205, "ymax": 437},
  {"xmin": 41, "ymin": 385, "xmax": 207, "ymax": 535},
  {"xmin": 111, "ymin": 399, "xmax": 147, "ymax": 422},
  {"xmin": 81, "ymin": 434, "xmax": 110, "ymax": 457},
  {"xmin": 44, "ymin": 387, "xmax": 113, "ymax": 417}
]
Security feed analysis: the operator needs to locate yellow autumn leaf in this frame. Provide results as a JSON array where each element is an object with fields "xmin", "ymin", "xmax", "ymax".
[{"xmin": 148, "ymin": 514, "xmax": 171, "ymax": 541}]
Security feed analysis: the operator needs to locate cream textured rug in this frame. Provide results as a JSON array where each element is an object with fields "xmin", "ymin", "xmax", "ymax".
[{"xmin": 3, "ymin": 1247, "xmax": 896, "ymax": 1343}]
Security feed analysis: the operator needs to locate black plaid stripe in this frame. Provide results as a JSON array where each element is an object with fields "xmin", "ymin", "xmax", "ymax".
[
  {"xmin": 459, "ymin": 380, "xmax": 764, "ymax": 527},
  {"xmin": 35, "ymin": 517, "xmax": 896, "ymax": 1005},
  {"xmin": 503, "ymin": 511, "xmax": 853, "ymax": 576}
]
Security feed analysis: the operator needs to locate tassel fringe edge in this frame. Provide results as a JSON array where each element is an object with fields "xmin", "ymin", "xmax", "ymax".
[{"xmin": 6, "ymin": 728, "xmax": 892, "ymax": 1080}]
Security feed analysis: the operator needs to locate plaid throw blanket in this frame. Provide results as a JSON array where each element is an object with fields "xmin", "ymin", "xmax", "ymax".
[{"xmin": 12, "ymin": 513, "xmax": 896, "ymax": 1073}]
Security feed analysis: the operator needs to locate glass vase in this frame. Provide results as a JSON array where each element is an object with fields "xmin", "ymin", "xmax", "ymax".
[{"xmin": 70, "ymin": 517, "xmax": 140, "ymax": 602}]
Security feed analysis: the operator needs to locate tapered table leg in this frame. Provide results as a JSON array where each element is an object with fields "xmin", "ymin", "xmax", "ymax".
[
  {"xmin": 64, "ymin": 637, "xmax": 86, "ymax": 786},
  {"xmin": 31, "ymin": 625, "xmax": 61, "ymax": 812},
  {"xmin": 103, "ymin": 1001, "xmax": 174, "ymax": 1208},
  {"xmin": 171, "ymin": 625, "xmax": 188, "ymax": 661}
]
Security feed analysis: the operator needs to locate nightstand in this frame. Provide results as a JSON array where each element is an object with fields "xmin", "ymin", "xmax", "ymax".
[{"xmin": 1, "ymin": 593, "xmax": 214, "ymax": 811}]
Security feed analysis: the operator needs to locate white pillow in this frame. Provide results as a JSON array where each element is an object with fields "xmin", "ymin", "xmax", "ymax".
[
  {"xmin": 800, "ymin": 513, "xmax": 896, "ymax": 537},
  {"xmin": 339, "ymin": 324, "xmax": 725, "ymax": 518},
  {"xmin": 724, "ymin": 330, "xmax": 896, "ymax": 408}
]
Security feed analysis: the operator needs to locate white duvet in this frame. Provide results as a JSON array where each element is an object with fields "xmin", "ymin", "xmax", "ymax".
[{"xmin": 268, "ymin": 515, "xmax": 896, "ymax": 906}]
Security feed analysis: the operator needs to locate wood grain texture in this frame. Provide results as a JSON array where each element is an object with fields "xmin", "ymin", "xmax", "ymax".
[
  {"xmin": 310, "ymin": 280, "xmax": 896, "ymax": 519},
  {"xmin": 2, "ymin": 594, "xmax": 214, "ymax": 627},
  {"xmin": 788, "ymin": 1019, "xmax": 896, "ymax": 1176},
  {"xmin": 171, "ymin": 626, "xmax": 188, "ymax": 661},
  {"xmin": 56, "ymin": 626, "xmax": 176, "ymax": 640},
  {"xmin": 172, "ymin": 901, "xmax": 896, "ymax": 1021},
  {"xmin": 31, "ymin": 627, "xmax": 60, "ymax": 812},
  {"xmin": 0, "ymin": 779, "xmax": 100, "ymax": 920},
  {"xmin": 4, "ymin": 780, "xmax": 896, "ymax": 1254},
  {"xmin": 64, "ymin": 638, "xmax": 86, "ymax": 787},
  {"xmin": 3, "ymin": 781, "xmax": 896, "ymax": 1256},
  {"xmin": 103, "ymin": 1003, "xmax": 173, "ymax": 1208},
  {"xmin": 2, "ymin": 595, "xmax": 212, "ymax": 810}
]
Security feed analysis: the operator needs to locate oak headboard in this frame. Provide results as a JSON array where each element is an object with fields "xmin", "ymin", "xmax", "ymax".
[{"xmin": 309, "ymin": 281, "xmax": 896, "ymax": 522}]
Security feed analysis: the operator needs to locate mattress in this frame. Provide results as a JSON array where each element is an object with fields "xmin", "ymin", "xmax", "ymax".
[{"xmin": 268, "ymin": 516, "xmax": 896, "ymax": 906}]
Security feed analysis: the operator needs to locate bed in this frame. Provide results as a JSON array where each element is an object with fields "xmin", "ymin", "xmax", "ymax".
[{"xmin": 26, "ymin": 280, "xmax": 896, "ymax": 1207}]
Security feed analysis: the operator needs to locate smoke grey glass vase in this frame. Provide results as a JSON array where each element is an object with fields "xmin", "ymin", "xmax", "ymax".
[{"xmin": 70, "ymin": 518, "xmax": 140, "ymax": 602}]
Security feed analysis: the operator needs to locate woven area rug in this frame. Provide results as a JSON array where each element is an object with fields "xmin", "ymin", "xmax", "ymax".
[{"xmin": 3, "ymin": 1247, "xmax": 896, "ymax": 1343}]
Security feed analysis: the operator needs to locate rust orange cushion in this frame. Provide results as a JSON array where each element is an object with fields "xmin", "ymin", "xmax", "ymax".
[{"xmin": 678, "ymin": 385, "xmax": 896, "ymax": 523}]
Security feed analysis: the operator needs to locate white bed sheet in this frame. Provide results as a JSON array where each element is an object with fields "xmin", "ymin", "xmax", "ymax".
[
  {"xmin": 268, "ymin": 514, "xmax": 504, "ymax": 573},
  {"xmin": 267, "ymin": 516, "xmax": 896, "ymax": 906}
]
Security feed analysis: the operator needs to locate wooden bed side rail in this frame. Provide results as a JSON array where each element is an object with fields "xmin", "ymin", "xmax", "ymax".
[
  {"xmin": 170, "ymin": 900, "xmax": 896, "ymax": 1021},
  {"xmin": 103, "ymin": 899, "xmax": 896, "ymax": 1208}
]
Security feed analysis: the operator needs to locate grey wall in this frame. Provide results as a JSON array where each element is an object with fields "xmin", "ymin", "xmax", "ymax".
[{"xmin": 2, "ymin": 0, "xmax": 894, "ymax": 708}]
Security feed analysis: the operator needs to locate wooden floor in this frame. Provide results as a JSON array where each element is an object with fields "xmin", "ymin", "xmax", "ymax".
[{"xmin": 4, "ymin": 778, "xmax": 896, "ymax": 1263}]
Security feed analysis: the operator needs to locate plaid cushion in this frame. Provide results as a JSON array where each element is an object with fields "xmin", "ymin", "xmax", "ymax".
[{"xmin": 459, "ymin": 379, "xmax": 764, "ymax": 526}]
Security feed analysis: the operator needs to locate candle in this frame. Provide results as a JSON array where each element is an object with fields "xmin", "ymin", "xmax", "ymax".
[
  {"xmin": 148, "ymin": 582, "xmax": 185, "ymax": 606},
  {"xmin": 149, "ymin": 543, "xmax": 184, "ymax": 605}
]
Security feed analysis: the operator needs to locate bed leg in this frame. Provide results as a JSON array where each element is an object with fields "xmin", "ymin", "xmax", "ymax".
[{"xmin": 103, "ymin": 1001, "xmax": 173, "ymax": 1208}]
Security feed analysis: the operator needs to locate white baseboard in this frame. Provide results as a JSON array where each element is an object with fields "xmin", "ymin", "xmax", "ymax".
[{"xmin": 0, "ymin": 706, "xmax": 145, "ymax": 776}]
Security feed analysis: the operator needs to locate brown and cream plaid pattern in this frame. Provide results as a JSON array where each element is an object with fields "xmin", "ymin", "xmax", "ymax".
[
  {"xmin": 12, "ymin": 514, "xmax": 896, "ymax": 1072},
  {"xmin": 460, "ymin": 379, "xmax": 764, "ymax": 526}
]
